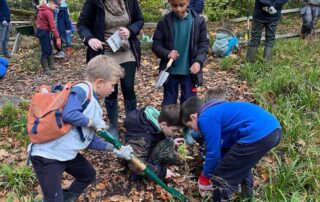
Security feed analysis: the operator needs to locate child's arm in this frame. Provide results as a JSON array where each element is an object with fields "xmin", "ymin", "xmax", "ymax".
[
  {"xmin": 45, "ymin": 9, "xmax": 60, "ymax": 39},
  {"xmin": 87, "ymin": 135, "xmax": 114, "ymax": 151},
  {"xmin": 152, "ymin": 20, "xmax": 171, "ymax": 60},
  {"xmin": 193, "ymin": 18, "xmax": 209, "ymax": 68},
  {"xmin": 62, "ymin": 87, "xmax": 90, "ymax": 127}
]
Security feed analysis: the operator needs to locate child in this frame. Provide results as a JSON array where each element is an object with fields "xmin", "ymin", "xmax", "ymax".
[
  {"xmin": 28, "ymin": 55, "xmax": 133, "ymax": 202},
  {"xmin": 36, "ymin": 0, "xmax": 62, "ymax": 73},
  {"xmin": 300, "ymin": 0, "xmax": 320, "ymax": 39},
  {"xmin": 0, "ymin": 0, "xmax": 11, "ymax": 58},
  {"xmin": 246, "ymin": 0, "xmax": 288, "ymax": 62},
  {"xmin": 124, "ymin": 105, "xmax": 184, "ymax": 180},
  {"xmin": 179, "ymin": 88, "xmax": 282, "ymax": 201},
  {"xmin": 212, "ymin": 22, "xmax": 239, "ymax": 57},
  {"xmin": 152, "ymin": 0, "xmax": 209, "ymax": 145},
  {"xmin": 188, "ymin": 0, "xmax": 205, "ymax": 14}
]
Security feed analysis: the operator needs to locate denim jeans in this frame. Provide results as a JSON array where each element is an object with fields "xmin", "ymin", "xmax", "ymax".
[
  {"xmin": 248, "ymin": 18, "xmax": 279, "ymax": 48},
  {"xmin": 301, "ymin": 5, "xmax": 320, "ymax": 34},
  {"xmin": 0, "ymin": 23, "xmax": 11, "ymax": 55}
]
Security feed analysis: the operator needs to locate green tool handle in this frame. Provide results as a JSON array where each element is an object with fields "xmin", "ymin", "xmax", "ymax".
[{"xmin": 97, "ymin": 130, "xmax": 188, "ymax": 202}]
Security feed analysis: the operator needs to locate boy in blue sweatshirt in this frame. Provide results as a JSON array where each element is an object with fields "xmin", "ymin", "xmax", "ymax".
[
  {"xmin": 28, "ymin": 55, "xmax": 133, "ymax": 202},
  {"xmin": 152, "ymin": 0, "xmax": 209, "ymax": 145},
  {"xmin": 179, "ymin": 88, "xmax": 282, "ymax": 201}
]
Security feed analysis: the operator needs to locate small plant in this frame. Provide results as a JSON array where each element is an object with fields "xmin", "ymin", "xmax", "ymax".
[
  {"xmin": 177, "ymin": 143, "xmax": 193, "ymax": 161},
  {"xmin": 220, "ymin": 56, "xmax": 237, "ymax": 71}
]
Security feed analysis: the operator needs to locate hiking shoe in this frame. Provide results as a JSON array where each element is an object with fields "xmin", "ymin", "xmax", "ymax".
[{"xmin": 55, "ymin": 51, "xmax": 65, "ymax": 59}]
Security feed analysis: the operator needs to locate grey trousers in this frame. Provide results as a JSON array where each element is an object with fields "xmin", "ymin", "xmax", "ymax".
[{"xmin": 0, "ymin": 23, "xmax": 10, "ymax": 55}]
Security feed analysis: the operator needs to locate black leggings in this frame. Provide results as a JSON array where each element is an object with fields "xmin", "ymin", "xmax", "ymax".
[{"xmin": 105, "ymin": 61, "xmax": 136, "ymax": 101}]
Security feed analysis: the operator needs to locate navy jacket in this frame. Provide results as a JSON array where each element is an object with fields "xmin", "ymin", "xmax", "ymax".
[
  {"xmin": 0, "ymin": 0, "xmax": 11, "ymax": 22},
  {"xmin": 77, "ymin": 0, "xmax": 144, "ymax": 65},
  {"xmin": 152, "ymin": 10, "xmax": 209, "ymax": 86},
  {"xmin": 189, "ymin": 0, "xmax": 205, "ymax": 14},
  {"xmin": 124, "ymin": 108, "xmax": 167, "ymax": 179},
  {"xmin": 253, "ymin": 0, "xmax": 289, "ymax": 23}
]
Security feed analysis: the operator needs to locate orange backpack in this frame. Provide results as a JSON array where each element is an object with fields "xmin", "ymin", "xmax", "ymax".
[{"xmin": 27, "ymin": 82, "xmax": 91, "ymax": 144}]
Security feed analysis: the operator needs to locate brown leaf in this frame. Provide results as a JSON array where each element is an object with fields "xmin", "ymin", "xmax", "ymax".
[{"xmin": 96, "ymin": 182, "xmax": 107, "ymax": 190}]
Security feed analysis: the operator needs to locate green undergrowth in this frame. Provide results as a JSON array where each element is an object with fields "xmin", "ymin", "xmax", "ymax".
[{"xmin": 239, "ymin": 37, "xmax": 320, "ymax": 201}]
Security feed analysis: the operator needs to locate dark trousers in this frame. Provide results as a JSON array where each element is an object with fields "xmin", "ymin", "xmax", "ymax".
[
  {"xmin": 301, "ymin": 5, "xmax": 320, "ymax": 35},
  {"xmin": 249, "ymin": 19, "xmax": 279, "ymax": 48},
  {"xmin": 31, "ymin": 153, "xmax": 96, "ymax": 202},
  {"xmin": 211, "ymin": 128, "xmax": 282, "ymax": 201},
  {"xmin": 162, "ymin": 74, "xmax": 196, "ymax": 106},
  {"xmin": 105, "ymin": 61, "xmax": 136, "ymax": 101},
  {"xmin": 36, "ymin": 28, "xmax": 52, "ymax": 59}
]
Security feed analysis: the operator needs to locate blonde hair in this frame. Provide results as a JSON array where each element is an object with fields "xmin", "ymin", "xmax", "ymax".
[
  {"xmin": 86, "ymin": 55, "xmax": 125, "ymax": 82},
  {"xmin": 204, "ymin": 87, "xmax": 226, "ymax": 102}
]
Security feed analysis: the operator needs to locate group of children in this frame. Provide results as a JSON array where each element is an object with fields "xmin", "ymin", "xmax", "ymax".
[
  {"xmin": 27, "ymin": 0, "xmax": 284, "ymax": 201},
  {"xmin": 34, "ymin": 0, "xmax": 73, "ymax": 74}
]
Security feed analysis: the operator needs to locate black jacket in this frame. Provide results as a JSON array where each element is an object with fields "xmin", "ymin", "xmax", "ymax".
[
  {"xmin": 77, "ymin": 0, "xmax": 144, "ymax": 65},
  {"xmin": 152, "ymin": 10, "xmax": 209, "ymax": 86},
  {"xmin": 253, "ymin": 0, "xmax": 289, "ymax": 23}
]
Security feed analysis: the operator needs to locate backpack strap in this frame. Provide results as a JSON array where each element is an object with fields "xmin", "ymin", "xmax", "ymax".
[{"xmin": 72, "ymin": 81, "xmax": 93, "ymax": 142}]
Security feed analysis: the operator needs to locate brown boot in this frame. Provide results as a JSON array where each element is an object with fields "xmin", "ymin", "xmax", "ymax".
[
  {"xmin": 48, "ymin": 55, "xmax": 56, "ymax": 70},
  {"xmin": 40, "ymin": 58, "xmax": 50, "ymax": 74}
]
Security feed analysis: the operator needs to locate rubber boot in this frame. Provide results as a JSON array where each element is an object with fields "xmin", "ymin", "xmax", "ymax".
[
  {"xmin": 105, "ymin": 99, "xmax": 119, "ymax": 140},
  {"xmin": 240, "ymin": 183, "xmax": 254, "ymax": 200},
  {"xmin": 263, "ymin": 46, "xmax": 273, "ymax": 61},
  {"xmin": 183, "ymin": 127, "xmax": 194, "ymax": 145},
  {"xmin": 40, "ymin": 58, "xmax": 50, "ymax": 74},
  {"xmin": 48, "ymin": 55, "xmax": 56, "ymax": 70},
  {"xmin": 245, "ymin": 46, "xmax": 258, "ymax": 63},
  {"xmin": 124, "ymin": 99, "xmax": 137, "ymax": 115},
  {"xmin": 63, "ymin": 189, "xmax": 82, "ymax": 202}
]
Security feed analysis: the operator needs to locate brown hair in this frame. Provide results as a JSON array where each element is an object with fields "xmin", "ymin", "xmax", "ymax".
[
  {"xmin": 204, "ymin": 87, "xmax": 226, "ymax": 102},
  {"xmin": 158, "ymin": 105, "xmax": 182, "ymax": 127},
  {"xmin": 86, "ymin": 55, "xmax": 125, "ymax": 82}
]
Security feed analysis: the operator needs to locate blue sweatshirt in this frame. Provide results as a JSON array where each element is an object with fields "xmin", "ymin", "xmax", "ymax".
[
  {"xmin": 61, "ymin": 86, "xmax": 108, "ymax": 151},
  {"xmin": 198, "ymin": 101, "xmax": 281, "ymax": 177}
]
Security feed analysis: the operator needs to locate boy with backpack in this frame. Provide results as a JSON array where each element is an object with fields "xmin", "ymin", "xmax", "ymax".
[
  {"xmin": 36, "ymin": 0, "xmax": 62, "ymax": 73},
  {"xmin": 246, "ymin": 0, "xmax": 288, "ymax": 62},
  {"xmin": 27, "ymin": 55, "xmax": 134, "ymax": 202},
  {"xmin": 179, "ymin": 88, "xmax": 282, "ymax": 201},
  {"xmin": 152, "ymin": 0, "xmax": 209, "ymax": 145},
  {"xmin": 124, "ymin": 105, "xmax": 184, "ymax": 180},
  {"xmin": 212, "ymin": 21, "xmax": 239, "ymax": 58}
]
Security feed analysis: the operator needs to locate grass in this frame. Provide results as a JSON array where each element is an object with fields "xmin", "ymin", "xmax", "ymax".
[{"xmin": 239, "ymin": 37, "xmax": 320, "ymax": 201}]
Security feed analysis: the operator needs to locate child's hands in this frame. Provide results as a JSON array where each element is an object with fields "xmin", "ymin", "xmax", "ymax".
[
  {"xmin": 88, "ymin": 38, "xmax": 105, "ymax": 51},
  {"xmin": 113, "ymin": 145, "xmax": 133, "ymax": 160},
  {"xmin": 56, "ymin": 37, "xmax": 61, "ymax": 48},
  {"xmin": 174, "ymin": 138, "xmax": 185, "ymax": 146},
  {"xmin": 165, "ymin": 169, "xmax": 177, "ymax": 179},
  {"xmin": 190, "ymin": 62, "xmax": 200, "ymax": 74},
  {"xmin": 87, "ymin": 118, "xmax": 107, "ymax": 130},
  {"xmin": 198, "ymin": 174, "xmax": 213, "ymax": 197},
  {"xmin": 167, "ymin": 50, "xmax": 179, "ymax": 60},
  {"xmin": 119, "ymin": 27, "xmax": 130, "ymax": 40}
]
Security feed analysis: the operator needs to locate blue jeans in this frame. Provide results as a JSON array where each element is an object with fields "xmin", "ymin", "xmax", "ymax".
[
  {"xmin": 249, "ymin": 18, "xmax": 279, "ymax": 48},
  {"xmin": 0, "ymin": 23, "xmax": 11, "ymax": 55},
  {"xmin": 210, "ymin": 128, "xmax": 282, "ymax": 201},
  {"xmin": 301, "ymin": 5, "xmax": 320, "ymax": 34},
  {"xmin": 36, "ymin": 28, "xmax": 52, "ymax": 59},
  {"xmin": 162, "ymin": 74, "xmax": 196, "ymax": 106}
]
